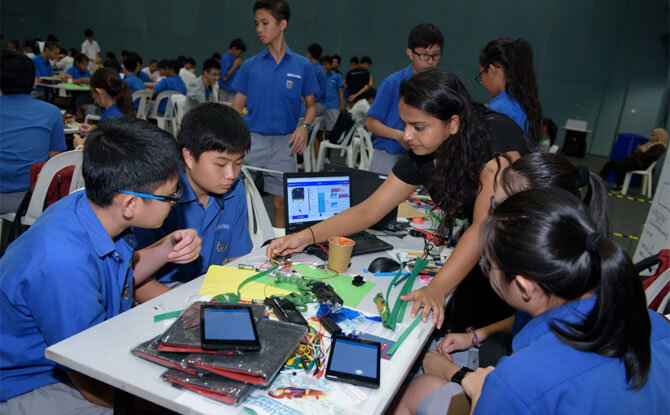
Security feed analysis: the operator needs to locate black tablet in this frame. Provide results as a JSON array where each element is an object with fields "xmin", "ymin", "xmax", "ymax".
[
  {"xmin": 325, "ymin": 336, "xmax": 380, "ymax": 388},
  {"xmin": 200, "ymin": 304, "xmax": 261, "ymax": 351}
]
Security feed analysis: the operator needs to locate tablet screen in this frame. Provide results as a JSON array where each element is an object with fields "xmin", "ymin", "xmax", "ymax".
[
  {"xmin": 326, "ymin": 336, "xmax": 380, "ymax": 388},
  {"xmin": 203, "ymin": 308, "xmax": 255, "ymax": 341}
]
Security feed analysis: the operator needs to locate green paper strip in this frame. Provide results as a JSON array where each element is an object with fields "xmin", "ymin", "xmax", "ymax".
[
  {"xmin": 387, "ymin": 257, "xmax": 428, "ymax": 330},
  {"xmin": 385, "ymin": 314, "xmax": 423, "ymax": 357},
  {"xmin": 153, "ymin": 310, "xmax": 183, "ymax": 322}
]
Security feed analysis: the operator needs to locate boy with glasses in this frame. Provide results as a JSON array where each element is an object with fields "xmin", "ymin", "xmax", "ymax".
[
  {"xmin": 366, "ymin": 23, "xmax": 444, "ymax": 174},
  {"xmin": 133, "ymin": 103, "xmax": 253, "ymax": 302},
  {"xmin": 0, "ymin": 117, "xmax": 201, "ymax": 412}
]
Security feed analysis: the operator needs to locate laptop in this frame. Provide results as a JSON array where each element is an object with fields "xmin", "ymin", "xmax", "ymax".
[
  {"xmin": 323, "ymin": 163, "xmax": 398, "ymax": 230},
  {"xmin": 283, "ymin": 172, "xmax": 392, "ymax": 256}
]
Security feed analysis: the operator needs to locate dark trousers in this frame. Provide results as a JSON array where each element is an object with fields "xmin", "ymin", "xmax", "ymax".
[{"xmin": 599, "ymin": 157, "xmax": 639, "ymax": 186}]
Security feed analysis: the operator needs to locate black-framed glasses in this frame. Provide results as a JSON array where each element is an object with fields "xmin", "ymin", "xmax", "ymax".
[
  {"xmin": 412, "ymin": 50, "xmax": 442, "ymax": 62},
  {"xmin": 475, "ymin": 68, "xmax": 486, "ymax": 85},
  {"xmin": 118, "ymin": 183, "xmax": 183, "ymax": 206},
  {"xmin": 479, "ymin": 256, "xmax": 501, "ymax": 278}
]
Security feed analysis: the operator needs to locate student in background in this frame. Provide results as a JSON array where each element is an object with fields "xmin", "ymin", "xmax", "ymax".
[
  {"xmin": 331, "ymin": 54, "xmax": 341, "ymax": 74},
  {"xmin": 23, "ymin": 39, "xmax": 37, "ymax": 58},
  {"xmin": 538, "ymin": 117, "xmax": 557, "ymax": 152},
  {"xmin": 320, "ymin": 55, "xmax": 345, "ymax": 137},
  {"xmin": 185, "ymin": 59, "xmax": 221, "ymax": 113},
  {"xmin": 351, "ymin": 87, "xmax": 376, "ymax": 128},
  {"xmin": 66, "ymin": 53, "xmax": 91, "ymax": 85},
  {"xmin": 0, "ymin": 51, "xmax": 66, "ymax": 214},
  {"xmin": 366, "ymin": 23, "xmax": 443, "ymax": 174},
  {"xmin": 122, "ymin": 57, "xmax": 146, "ymax": 113},
  {"xmin": 211, "ymin": 52, "xmax": 221, "ymax": 60},
  {"xmin": 133, "ymin": 104, "xmax": 252, "ymax": 301},
  {"xmin": 219, "ymin": 38, "xmax": 247, "ymax": 103},
  {"xmin": 307, "ymin": 43, "xmax": 327, "ymax": 116},
  {"xmin": 477, "ymin": 37, "xmax": 542, "ymax": 147},
  {"xmin": 152, "ymin": 59, "xmax": 187, "ymax": 116},
  {"xmin": 232, "ymin": 0, "xmax": 319, "ymax": 227},
  {"xmin": 81, "ymin": 28, "xmax": 101, "ymax": 70},
  {"xmin": 0, "ymin": 117, "xmax": 201, "ymax": 413},
  {"xmin": 343, "ymin": 56, "xmax": 358, "ymax": 100},
  {"xmin": 102, "ymin": 52, "xmax": 121, "ymax": 72},
  {"xmin": 5, "ymin": 40, "xmax": 19, "ymax": 52},
  {"xmin": 55, "ymin": 47, "xmax": 77, "ymax": 73},
  {"xmin": 128, "ymin": 53, "xmax": 153, "ymax": 84},
  {"xmin": 345, "ymin": 56, "xmax": 370, "ymax": 104},
  {"xmin": 179, "ymin": 57, "xmax": 197, "ymax": 85},
  {"xmin": 92, "ymin": 68, "xmax": 133, "ymax": 121},
  {"xmin": 360, "ymin": 55, "xmax": 373, "ymax": 85},
  {"xmin": 142, "ymin": 59, "xmax": 160, "ymax": 81},
  {"xmin": 31, "ymin": 41, "xmax": 68, "ymax": 99}
]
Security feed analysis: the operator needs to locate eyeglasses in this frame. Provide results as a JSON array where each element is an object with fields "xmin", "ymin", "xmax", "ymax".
[
  {"xmin": 412, "ymin": 50, "xmax": 442, "ymax": 62},
  {"xmin": 475, "ymin": 68, "xmax": 486, "ymax": 85},
  {"xmin": 118, "ymin": 183, "xmax": 183, "ymax": 206},
  {"xmin": 479, "ymin": 256, "xmax": 501, "ymax": 278}
]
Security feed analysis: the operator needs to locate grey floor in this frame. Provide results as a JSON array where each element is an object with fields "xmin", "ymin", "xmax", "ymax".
[{"xmin": 264, "ymin": 152, "xmax": 651, "ymax": 258}]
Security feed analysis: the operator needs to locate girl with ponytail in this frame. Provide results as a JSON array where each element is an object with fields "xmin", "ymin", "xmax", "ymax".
[
  {"xmin": 477, "ymin": 37, "xmax": 542, "ymax": 147},
  {"xmin": 90, "ymin": 67, "xmax": 133, "ymax": 120}
]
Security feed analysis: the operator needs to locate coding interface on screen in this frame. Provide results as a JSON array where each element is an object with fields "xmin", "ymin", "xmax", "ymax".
[
  {"xmin": 330, "ymin": 338, "xmax": 378, "ymax": 378},
  {"xmin": 203, "ymin": 308, "xmax": 255, "ymax": 341},
  {"xmin": 287, "ymin": 176, "xmax": 350, "ymax": 224}
]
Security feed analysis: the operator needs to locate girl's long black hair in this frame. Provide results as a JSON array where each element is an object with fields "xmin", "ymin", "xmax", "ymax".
[
  {"xmin": 480, "ymin": 37, "xmax": 542, "ymax": 145},
  {"xmin": 90, "ymin": 67, "xmax": 133, "ymax": 116},
  {"xmin": 484, "ymin": 189, "xmax": 651, "ymax": 389},
  {"xmin": 399, "ymin": 69, "xmax": 491, "ymax": 231}
]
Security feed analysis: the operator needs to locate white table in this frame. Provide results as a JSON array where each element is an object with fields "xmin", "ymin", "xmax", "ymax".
[{"xmin": 46, "ymin": 233, "xmax": 438, "ymax": 414}]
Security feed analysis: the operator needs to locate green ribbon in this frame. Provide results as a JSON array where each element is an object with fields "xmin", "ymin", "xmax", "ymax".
[{"xmin": 386, "ymin": 257, "xmax": 428, "ymax": 330}]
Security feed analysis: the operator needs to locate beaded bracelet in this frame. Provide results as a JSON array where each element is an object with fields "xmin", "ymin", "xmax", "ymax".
[
  {"xmin": 308, "ymin": 227, "xmax": 316, "ymax": 245},
  {"xmin": 466, "ymin": 326, "xmax": 482, "ymax": 347}
]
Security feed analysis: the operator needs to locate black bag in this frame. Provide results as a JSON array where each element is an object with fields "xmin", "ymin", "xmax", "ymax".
[
  {"xmin": 562, "ymin": 131, "xmax": 587, "ymax": 157},
  {"xmin": 328, "ymin": 110, "xmax": 355, "ymax": 144}
]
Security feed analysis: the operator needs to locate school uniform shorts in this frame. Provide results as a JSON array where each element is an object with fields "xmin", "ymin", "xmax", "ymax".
[{"xmin": 244, "ymin": 132, "xmax": 297, "ymax": 196}]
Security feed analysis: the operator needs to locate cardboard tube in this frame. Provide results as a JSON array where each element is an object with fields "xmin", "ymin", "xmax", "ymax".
[{"xmin": 327, "ymin": 236, "xmax": 355, "ymax": 274}]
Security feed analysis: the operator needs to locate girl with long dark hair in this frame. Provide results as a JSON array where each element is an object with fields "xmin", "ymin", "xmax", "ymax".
[
  {"xmin": 268, "ymin": 69, "xmax": 530, "ymax": 331},
  {"xmin": 90, "ymin": 67, "xmax": 133, "ymax": 120},
  {"xmin": 476, "ymin": 37, "xmax": 542, "ymax": 147}
]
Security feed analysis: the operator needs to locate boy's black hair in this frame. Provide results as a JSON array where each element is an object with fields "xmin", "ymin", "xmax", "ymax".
[
  {"xmin": 123, "ymin": 57, "xmax": 139, "ymax": 72},
  {"xmin": 307, "ymin": 43, "xmax": 322, "ymax": 59},
  {"xmin": 44, "ymin": 41, "xmax": 59, "ymax": 52},
  {"xmin": 83, "ymin": 117, "xmax": 182, "ymax": 207},
  {"xmin": 120, "ymin": 49, "xmax": 130, "ymax": 58},
  {"xmin": 74, "ymin": 53, "xmax": 89, "ymax": 65},
  {"xmin": 178, "ymin": 102, "xmax": 251, "ymax": 161},
  {"xmin": 185, "ymin": 57, "xmax": 196, "ymax": 67},
  {"xmin": 319, "ymin": 55, "xmax": 331, "ymax": 64},
  {"xmin": 68, "ymin": 47, "xmax": 78, "ymax": 56},
  {"xmin": 47, "ymin": 34, "xmax": 59, "ymax": 42},
  {"xmin": 162, "ymin": 60, "xmax": 179, "ymax": 72},
  {"xmin": 361, "ymin": 87, "xmax": 377, "ymax": 100},
  {"xmin": 253, "ymin": 0, "xmax": 290, "ymax": 24},
  {"xmin": 157, "ymin": 59, "xmax": 170, "ymax": 69},
  {"xmin": 128, "ymin": 51, "xmax": 143, "ymax": 65},
  {"xmin": 349, "ymin": 56, "xmax": 359, "ymax": 64},
  {"xmin": 360, "ymin": 55, "xmax": 372, "ymax": 65},
  {"xmin": 229, "ymin": 38, "xmax": 247, "ymax": 52},
  {"xmin": 202, "ymin": 58, "xmax": 221, "ymax": 73},
  {"xmin": 211, "ymin": 52, "xmax": 221, "ymax": 60},
  {"xmin": 0, "ymin": 50, "xmax": 36, "ymax": 95},
  {"xmin": 23, "ymin": 39, "xmax": 37, "ymax": 51},
  {"xmin": 408, "ymin": 23, "xmax": 444, "ymax": 50},
  {"xmin": 84, "ymin": 28, "xmax": 93, "ymax": 37},
  {"xmin": 8, "ymin": 40, "xmax": 19, "ymax": 49},
  {"xmin": 149, "ymin": 59, "xmax": 158, "ymax": 65},
  {"xmin": 332, "ymin": 54, "xmax": 341, "ymax": 62}
]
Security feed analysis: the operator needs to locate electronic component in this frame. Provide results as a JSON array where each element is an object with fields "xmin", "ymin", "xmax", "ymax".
[
  {"xmin": 319, "ymin": 315, "xmax": 342, "ymax": 336},
  {"xmin": 265, "ymin": 297, "xmax": 308, "ymax": 326}
]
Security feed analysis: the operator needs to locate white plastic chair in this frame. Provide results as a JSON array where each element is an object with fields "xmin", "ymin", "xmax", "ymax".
[
  {"xmin": 147, "ymin": 90, "xmax": 184, "ymax": 135},
  {"xmin": 351, "ymin": 127, "xmax": 375, "ymax": 170},
  {"xmin": 621, "ymin": 161, "xmax": 657, "ymax": 198},
  {"xmin": 84, "ymin": 114, "xmax": 100, "ymax": 124},
  {"xmin": 0, "ymin": 150, "xmax": 84, "ymax": 226},
  {"xmin": 240, "ymin": 166, "xmax": 279, "ymax": 248},
  {"xmin": 549, "ymin": 144, "xmax": 559, "ymax": 153},
  {"xmin": 171, "ymin": 95, "xmax": 187, "ymax": 137},
  {"xmin": 315, "ymin": 124, "xmax": 357, "ymax": 171},
  {"xmin": 132, "ymin": 90, "xmax": 153, "ymax": 120},
  {"xmin": 295, "ymin": 116, "xmax": 323, "ymax": 172}
]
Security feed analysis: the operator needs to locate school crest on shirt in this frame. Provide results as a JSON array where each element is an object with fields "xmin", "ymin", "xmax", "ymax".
[
  {"xmin": 216, "ymin": 241, "xmax": 228, "ymax": 253},
  {"xmin": 286, "ymin": 80, "xmax": 294, "ymax": 89}
]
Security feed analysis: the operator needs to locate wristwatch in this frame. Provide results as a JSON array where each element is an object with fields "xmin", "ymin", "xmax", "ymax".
[
  {"xmin": 450, "ymin": 366, "xmax": 473, "ymax": 385},
  {"xmin": 299, "ymin": 122, "xmax": 312, "ymax": 133}
]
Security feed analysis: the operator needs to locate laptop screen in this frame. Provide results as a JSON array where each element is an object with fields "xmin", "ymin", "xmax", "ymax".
[{"xmin": 285, "ymin": 173, "xmax": 351, "ymax": 233}]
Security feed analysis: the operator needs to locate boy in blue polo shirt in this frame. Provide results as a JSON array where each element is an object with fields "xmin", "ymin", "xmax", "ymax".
[
  {"xmin": 0, "ymin": 51, "xmax": 67, "ymax": 214},
  {"xmin": 133, "ymin": 103, "xmax": 252, "ymax": 301},
  {"xmin": 152, "ymin": 59, "xmax": 187, "ymax": 116},
  {"xmin": 307, "ymin": 43, "xmax": 327, "ymax": 116},
  {"xmin": 0, "ymin": 117, "xmax": 201, "ymax": 413},
  {"xmin": 320, "ymin": 55, "xmax": 345, "ymax": 137},
  {"xmin": 31, "ymin": 41, "xmax": 67, "ymax": 99},
  {"xmin": 122, "ymin": 56, "xmax": 146, "ymax": 112},
  {"xmin": 366, "ymin": 23, "xmax": 444, "ymax": 174},
  {"xmin": 219, "ymin": 38, "xmax": 247, "ymax": 103},
  {"xmin": 232, "ymin": 0, "xmax": 319, "ymax": 227},
  {"xmin": 65, "ymin": 54, "xmax": 91, "ymax": 84}
]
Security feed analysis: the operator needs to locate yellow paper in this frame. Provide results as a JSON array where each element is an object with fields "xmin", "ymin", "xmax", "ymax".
[
  {"xmin": 198, "ymin": 265, "xmax": 294, "ymax": 299},
  {"xmin": 397, "ymin": 202, "xmax": 428, "ymax": 218}
]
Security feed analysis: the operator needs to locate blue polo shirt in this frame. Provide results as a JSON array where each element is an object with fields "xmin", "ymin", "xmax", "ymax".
[
  {"xmin": 367, "ymin": 65, "xmax": 413, "ymax": 155},
  {"xmin": 312, "ymin": 61, "xmax": 327, "ymax": 104},
  {"xmin": 100, "ymin": 103, "xmax": 124, "ymax": 120},
  {"xmin": 65, "ymin": 66, "xmax": 91, "ymax": 82},
  {"xmin": 325, "ymin": 72, "xmax": 344, "ymax": 110},
  {"xmin": 475, "ymin": 296, "xmax": 670, "ymax": 414},
  {"xmin": 32, "ymin": 55, "xmax": 55, "ymax": 92},
  {"xmin": 133, "ymin": 171, "xmax": 252, "ymax": 283},
  {"xmin": 0, "ymin": 191, "xmax": 136, "ymax": 401},
  {"xmin": 153, "ymin": 75, "xmax": 187, "ymax": 115},
  {"xmin": 0, "ymin": 94, "xmax": 66, "ymax": 193},
  {"xmin": 489, "ymin": 91, "xmax": 527, "ymax": 133},
  {"xmin": 124, "ymin": 73, "xmax": 145, "ymax": 110},
  {"xmin": 231, "ymin": 46, "xmax": 319, "ymax": 136},
  {"xmin": 137, "ymin": 70, "xmax": 153, "ymax": 83},
  {"xmin": 218, "ymin": 52, "xmax": 237, "ymax": 91}
]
